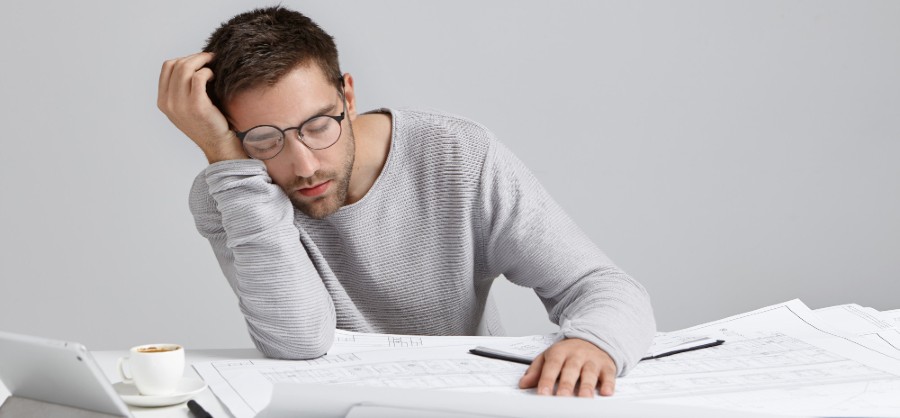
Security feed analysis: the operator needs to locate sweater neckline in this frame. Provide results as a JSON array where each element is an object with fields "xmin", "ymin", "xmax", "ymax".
[{"xmin": 330, "ymin": 107, "xmax": 397, "ymax": 217}]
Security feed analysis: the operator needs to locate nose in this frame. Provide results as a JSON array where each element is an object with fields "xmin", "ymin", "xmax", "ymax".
[{"xmin": 284, "ymin": 134, "xmax": 320, "ymax": 178}]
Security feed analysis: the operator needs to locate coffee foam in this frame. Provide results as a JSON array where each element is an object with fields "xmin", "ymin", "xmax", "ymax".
[{"xmin": 137, "ymin": 345, "xmax": 180, "ymax": 353}]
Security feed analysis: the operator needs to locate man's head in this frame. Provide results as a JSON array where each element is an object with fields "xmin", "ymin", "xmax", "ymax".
[
  {"xmin": 204, "ymin": 6, "xmax": 356, "ymax": 220},
  {"xmin": 203, "ymin": 6, "xmax": 343, "ymax": 109}
]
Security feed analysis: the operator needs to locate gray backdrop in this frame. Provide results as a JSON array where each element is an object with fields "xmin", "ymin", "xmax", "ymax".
[{"xmin": 0, "ymin": 1, "xmax": 897, "ymax": 350}]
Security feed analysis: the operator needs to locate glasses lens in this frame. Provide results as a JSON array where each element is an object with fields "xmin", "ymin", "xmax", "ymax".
[
  {"xmin": 300, "ymin": 116, "xmax": 342, "ymax": 150},
  {"xmin": 242, "ymin": 126, "xmax": 284, "ymax": 160}
]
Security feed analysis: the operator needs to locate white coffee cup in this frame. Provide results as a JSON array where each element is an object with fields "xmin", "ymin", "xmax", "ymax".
[{"xmin": 117, "ymin": 343, "xmax": 185, "ymax": 396}]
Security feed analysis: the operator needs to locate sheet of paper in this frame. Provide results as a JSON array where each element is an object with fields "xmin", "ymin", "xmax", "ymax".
[
  {"xmin": 196, "ymin": 328, "xmax": 738, "ymax": 418},
  {"xmin": 257, "ymin": 382, "xmax": 782, "ymax": 418},
  {"xmin": 196, "ymin": 346, "xmax": 528, "ymax": 418},
  {"xmin": 882, "ymin": 309, "xmax": 900, "ymax": 321},
  {"xmin": 645, "ymin": 378, "xmax": 900, "ymax": 417},
  {"xmin": 813, "ymin": 304, "xmax": 900, "ymax": 358},
  {"xmin": 194, "ymin": 333, "xmax": 562, "ymax": 418},
  {"xmin": 623, "ymin": 299, "xmax": 900, "ymax": 417},
  {"xmin": 875, "ymin": 329, "xmax": 900, "ymax": 352},
  {"xmin": 196, "ymin": 300, "xmax": 900, "ymax": 418},
  {"xmin": 345, "ymin": 404, "xmax": 507, "ymax": 418},
  {"xmin": 327, "ymin": 329, "xmax": 561, "ymax": 355},
  {"xmin": 815, "ymin": 304, "xmax": 899, "ymax": 334}
]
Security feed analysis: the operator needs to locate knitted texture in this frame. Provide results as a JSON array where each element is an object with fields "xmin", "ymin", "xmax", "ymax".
[{"xmin": 189, "ymin": 108, "xmax": 655, "ymax": 376}]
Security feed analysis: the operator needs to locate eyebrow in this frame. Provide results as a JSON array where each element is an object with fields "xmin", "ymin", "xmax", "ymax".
[
  {"xmin": 298, "ymin": 102, "xmax": 338, "ymax": 126},
  {"xmin": 231, "ymin": 99, "xmax": 340, "ymax": 133}
]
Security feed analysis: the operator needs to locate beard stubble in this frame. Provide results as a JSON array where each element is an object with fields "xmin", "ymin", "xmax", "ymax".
[{"xmin": 283, "ymin": 125, "xmax": 355, "ymax": 220}]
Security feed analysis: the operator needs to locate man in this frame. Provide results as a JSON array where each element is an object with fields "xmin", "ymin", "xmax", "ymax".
[{"xmin": 158, "ymin": 6, "xmax": 654, "ymax": 398}]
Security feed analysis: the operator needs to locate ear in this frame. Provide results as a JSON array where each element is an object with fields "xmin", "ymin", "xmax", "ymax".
[{"xmin": 342, "ymin": 73, "xmax": 358, "ymax": 121}]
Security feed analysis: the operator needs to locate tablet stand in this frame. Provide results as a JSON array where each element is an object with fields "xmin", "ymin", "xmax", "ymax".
[{"xmin": 0, "ymin": 396, "xmax": 126, "ymax": 418}]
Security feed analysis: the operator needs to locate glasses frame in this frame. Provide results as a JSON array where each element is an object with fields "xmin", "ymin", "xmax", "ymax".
[{"xmin": 234, "ymin": 86, "xmax": 348, "ymax": 161}]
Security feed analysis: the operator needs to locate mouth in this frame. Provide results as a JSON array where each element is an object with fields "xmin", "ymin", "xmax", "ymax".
[{"xmin": 296, "ymin": 180, "xmax": 331, "ymax": 198}]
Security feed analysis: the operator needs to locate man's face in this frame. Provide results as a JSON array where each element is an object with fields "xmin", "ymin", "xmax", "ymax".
[{"xmin": 226, "ymin": 64, "xmax": 355, "ymax": 220}]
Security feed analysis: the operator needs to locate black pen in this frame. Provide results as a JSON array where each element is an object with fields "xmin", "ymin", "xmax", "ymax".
[
  {"xmin": 469, "ymin": 346, "xmax": 534, "ymax": 365},
  {"xmin": 470, "ymin": 339, "xmax": 726, "ymax": 365},
  {"xmin": 641, "ymin": 339, "xmax": 725, "ymax": 360},
  {"xmin": 187, "ymin": 400, "xmax": 213, "ymax": 418}
]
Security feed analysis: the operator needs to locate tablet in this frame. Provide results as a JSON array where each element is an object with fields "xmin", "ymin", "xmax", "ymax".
[{"xmin": 0, "ymin": 330, "xmax": 132, "ymax": 417}]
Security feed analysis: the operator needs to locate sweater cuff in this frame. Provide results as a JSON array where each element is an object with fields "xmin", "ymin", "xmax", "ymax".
[
  {"xmin": 204, "ymin": 158, "xmax": 267, "ymax": 177},
  {"xmin": 204, "ymin": 159, "xmax": 270, "ymax": 196},
  {"xmin": 559, "ymin": 318, "xmax": 631, "ymax": 377}
]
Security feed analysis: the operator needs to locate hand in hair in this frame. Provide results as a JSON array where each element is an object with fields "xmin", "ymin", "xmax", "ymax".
[{"xmin": 158, "ymin": 52, "xmax": 247, "ymax": 164}]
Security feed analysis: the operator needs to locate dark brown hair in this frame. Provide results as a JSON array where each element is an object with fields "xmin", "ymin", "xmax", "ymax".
[{"xmin": 203, "ymin": 6, "xmax": 342, "ymax": 110}]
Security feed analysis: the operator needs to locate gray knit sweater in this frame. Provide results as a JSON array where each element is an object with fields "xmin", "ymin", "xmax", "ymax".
[{"xmin": 189, "ymin": 108, "xmax": 655, "ymax": 376}]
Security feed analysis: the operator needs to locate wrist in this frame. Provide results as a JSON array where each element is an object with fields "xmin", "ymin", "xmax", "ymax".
[{"xmin": 203, "ymin": 133, "xmax": 249, "ymax": 164}]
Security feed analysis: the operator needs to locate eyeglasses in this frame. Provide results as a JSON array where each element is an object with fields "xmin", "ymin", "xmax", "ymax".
[{"xmin": 235, "ymin": 96, "xmax": 346, "ymax": 161}]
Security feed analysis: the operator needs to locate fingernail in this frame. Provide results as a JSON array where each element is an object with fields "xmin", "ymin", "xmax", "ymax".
[{"xmin": 539, "ymin": 387, "xmax": 551, "ymax": 395}]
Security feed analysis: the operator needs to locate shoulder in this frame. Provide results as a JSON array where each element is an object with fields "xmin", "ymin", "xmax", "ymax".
[
  {"xmin": 389, "ymin": 108, "xmax": 498, "ymax": 164},
  {"xmin": 394, "ymin": 108, "xmax": 496, "ymax": 145}
]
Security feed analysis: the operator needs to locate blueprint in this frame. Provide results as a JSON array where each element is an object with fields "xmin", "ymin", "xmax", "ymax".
[
  {"xmin": 623, "ymin": 300, "xmax": 900, "ymax": 416},
  {"xmin": 195, "ymin": 336, "xmax": 536, "ymax": 418},
  {"xmin": 327, "ymin": 330, "xmax": 560, "ymax": 356},
  {"xmin": 194, "ymin": 300, "xmax": 900, "ymax": 418},
  {"xmin": 814, "ymin": 304, "xmax": 900, "ymax": 357},
  {"xmin": 882, "ymin": 309, "xmax": 900, "ymax": 324},
  {"xmin": 258, "ymin": 383, "xmax": 774, "ymax": 418}
]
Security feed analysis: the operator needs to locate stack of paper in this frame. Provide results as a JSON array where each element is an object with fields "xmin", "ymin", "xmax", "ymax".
[
  {"xmin": 257, "ymin": 383, "xmax": 781, "ymax": 418},
  {"xmin": 813, "ymin": 303, "xmax": 900, "ymax": 358},
  {"xmin": 622, "ymin": 300, "xmax": 900, "ymax": 417},
  {"xmin": 194, "ymin": 299, "xmax": 900, "ymax": 418}
]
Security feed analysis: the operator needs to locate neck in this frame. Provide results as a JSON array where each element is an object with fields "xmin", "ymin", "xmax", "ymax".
[{"xmin": 345, "ymin": 112, "xmax": 392, "ymax": 205}]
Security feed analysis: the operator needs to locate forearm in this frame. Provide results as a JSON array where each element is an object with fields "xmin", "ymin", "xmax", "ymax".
[
  {"xmin": 503, "ymin": 230, "xmax": 655, "ymax": 376},
  {"xmin": 479, "ymin": 140, "xmax": 655, "ymax": 376},
  {"xmin": 547, "ymin": 268, "xmax": 655, "ymax": 377},
  {"xmin": 189, "ymin": 160, "xmax": 336, "ymax": 359}
]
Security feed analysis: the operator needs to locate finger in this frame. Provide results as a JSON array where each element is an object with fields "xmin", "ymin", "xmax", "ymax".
[
  {"xmin": 535, "ymin": 353, "xmax": 565, "ymax": 396},
  {"xmin": 554, "ymin": 359, "xmax": 585, "ymax": 397},
  {"xmin": 171, "ymin": 52, "xmax": 214, "ymax": 100},
  {"xmin": 163, "ymin": 53, "xmax": 203, "ymax": 110},
  {"xmin": 518, "ymin": 353, "xmax": 544, "ymax": 389},
  {"xmin": 598, "ymin": 365, "xmax": 616, "ymax": 396},
  {"xmin": 577, "ymin": 362, "xmax": 601, "ymax": 398},
  {"xmin": 190, "ymin": 67, "xmax": 215, "ymax": 102},
  {"xmin": 158, "ymin": 59, "xmax": 177, "ymax": 110},
  {"xmin": 171, "ymin": 52, "xmax": 215, "ymax": 104}
]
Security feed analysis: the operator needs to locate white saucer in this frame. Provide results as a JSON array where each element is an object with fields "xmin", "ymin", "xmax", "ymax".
[{"xmin": 113, "ymin": 377, "xmax": 207, "ymax": 407}]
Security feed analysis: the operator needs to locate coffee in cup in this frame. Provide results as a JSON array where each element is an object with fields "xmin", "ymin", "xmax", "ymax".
[
  {"xmin": 137, "ymin": 345, "xmax": 180, "ymax": 353},
  {"xmin": 117, "ymin": 343, "xmax": 185, "ymax": 396}
]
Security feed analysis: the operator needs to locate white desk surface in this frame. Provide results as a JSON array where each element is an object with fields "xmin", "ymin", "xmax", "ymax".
[{"xmin": 92, "ymin": 348, "xmax": 262, "ymax": 418}]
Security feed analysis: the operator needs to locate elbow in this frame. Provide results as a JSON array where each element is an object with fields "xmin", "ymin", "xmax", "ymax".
[
  {"xmin": 250, "ymin": 325, "xmax": 335, "ymax": 360},
  {"xmin": 244, "ymin": 309, "xmax": 337, "ymax": 360}
]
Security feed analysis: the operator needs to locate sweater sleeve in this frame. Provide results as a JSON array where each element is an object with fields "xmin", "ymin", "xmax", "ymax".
[
  {"xmin": 188, "ymin": 159, "xmax": 335, "ymax": 359},
  {"xmin": 478, "ymin": 139, "xmax": 656, "ymax": 377}
]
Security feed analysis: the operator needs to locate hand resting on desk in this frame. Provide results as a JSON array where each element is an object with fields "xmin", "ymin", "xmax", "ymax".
[{"xmin": 519, "ymin": 337, "xmax": 617, "ymax": 398}]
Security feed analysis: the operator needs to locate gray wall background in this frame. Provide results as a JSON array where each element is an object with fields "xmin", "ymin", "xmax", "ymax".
[{"xmin": 0, "ymin": 1, "xmax": 897, "ymax": 350}]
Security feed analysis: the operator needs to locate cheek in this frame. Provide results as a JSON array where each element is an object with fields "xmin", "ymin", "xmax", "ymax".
[
  {"xmin": 317, "ymin": 144, "xmax": 352, "ymax": 173},
  {"xmin": 263, "ymin": 160, "xmax": 293, "ymax": 189},
  {"xmin": 322, "ymin": 152, "xmax": 348, "ymax": 171}
]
